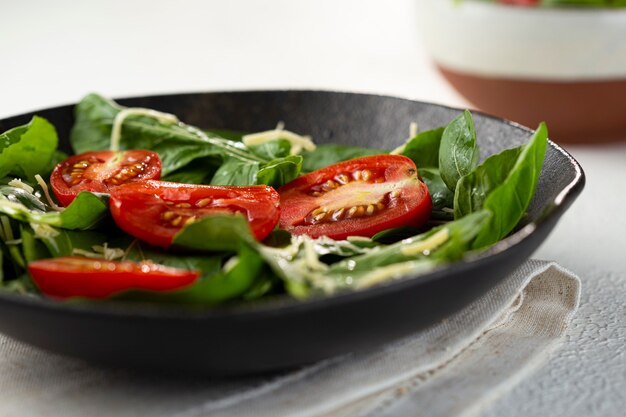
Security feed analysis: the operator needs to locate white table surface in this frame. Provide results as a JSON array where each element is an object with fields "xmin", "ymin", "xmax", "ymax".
[{"xmin": 2, "ymin": 1, "xmax": 625, "ymax": 416}]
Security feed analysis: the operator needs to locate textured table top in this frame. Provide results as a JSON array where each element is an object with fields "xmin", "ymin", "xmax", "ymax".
[{"xmin": 2, "ymin": 1, "xmax": 625, "ymax": 415}]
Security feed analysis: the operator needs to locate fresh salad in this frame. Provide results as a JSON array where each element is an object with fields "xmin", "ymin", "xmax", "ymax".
[{"xmin": 0, "ymin": 93, "xmax": 547, "ymax": 305}]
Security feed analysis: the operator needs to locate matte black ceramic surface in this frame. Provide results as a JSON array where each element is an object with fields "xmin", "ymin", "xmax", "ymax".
[{"xmin": 0, "ymin": 91, "xmax": 584, "ymax": 374}]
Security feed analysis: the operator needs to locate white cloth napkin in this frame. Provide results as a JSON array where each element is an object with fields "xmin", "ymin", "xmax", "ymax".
[{"xmin": 0, "ymin": 260, "xmax": 580, "ymax": 417}]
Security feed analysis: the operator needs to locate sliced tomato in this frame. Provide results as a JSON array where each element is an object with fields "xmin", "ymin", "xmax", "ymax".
[
  {"xmin": 28, "ymin": 256, "xmax": 199, "ymax": 299},
  {"xmin": 278, "ymin": 155, "xmax": 432, "ymax": 239},
  {"xmin": 50, "ymin": 150, "xmax": 162, "ymax": 206},
  {"xmin": 109, "ymin": 180, "xmax": 280, "ymax": 247}
]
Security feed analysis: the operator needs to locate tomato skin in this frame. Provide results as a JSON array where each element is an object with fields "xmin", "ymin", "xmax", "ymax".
[
  {"xmin": 278, "ymin": 155, "xmax": 432, "ymax": 240},
  {"xmin": 28, "ymin": 257, "xmax": 199, "ymax": 299},
  {"xmin": 109, "ymin": 180, "xmax": 281, "ymax": 248},
  {"xmin": 50, "ymin": 150, "xmax": 162, "ymax": 206}
]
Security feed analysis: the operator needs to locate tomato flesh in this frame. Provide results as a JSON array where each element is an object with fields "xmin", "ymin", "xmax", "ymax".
[
  {"xmin": 109, "ymin": 180, "xmax": 281, "ymax": 247},
  {"xmin": 278, "ymin": 155, "xmax": 432, "ymax": 239},
  {"xmin": 28, "ymin": 257, "xmax": 199, "ymax": 299},
  {"xmin": 50, "ymin": 150, "xmax": 162, "ymax": 206}
]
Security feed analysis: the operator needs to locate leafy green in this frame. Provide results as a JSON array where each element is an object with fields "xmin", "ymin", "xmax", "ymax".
[
  {"xmin": 255, "ymin": 155, "xmax": 303, "ymax": 189},
  {"xmin": 172, "ymin": 214, "xmax": 255, "ymax": 252},
  {"xmin": 0, "ymin": 97, "xmax": 549, "ymax": 306},
  {"xmin": 0, "ymin": 191, "xmax": 109, "ymax": 231},
  {"xmin": 0, "ymin": 116, "xmax": 58, "ymax": 181},
  {"xmin": 262, "ymin": 210, "xmax": 491, "ymax": 297},
  {"xmin": 301, "ymin": 144, "xmax": 383, "ymax": 172},
  {"xmin": 112, "ymin": 243, "xmax": 265, "ymax": 305},
  {"xmin": 70, "ymin": 94, "xmax": 301, "ymax": 188},
  {"xmin": 401, "ymin": 126, "xmax": 452, "ymax": 216},
  {"xmin": 454, "ymin": 124, "xmax": 548, "ymax": 249},
  {"xmin": 439, "ymin": 110, "xmax": 479, "ymax": 192},
  {"xmin": 401, "ymin": 127, "xmax": 444, "ymax": 169}
]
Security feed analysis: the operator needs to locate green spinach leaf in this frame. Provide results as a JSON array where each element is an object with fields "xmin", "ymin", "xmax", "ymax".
[
  {"xmin": 172, "ymin": 214, "xmax": 255, "ymax": 252},
  {"xmin": 439, "ymin": 111, "xmax": 479, "ymax": 192},
  {"xmin": 401, "ymin": 127, "xmax": 444, "ymax": 169},
  {"xmin": 0, "ymin": 116, "xmax": 58, "ymax": 181},
  {"xmin": 301, "ymin": 144, "xmax": 383, "ymax": 172},
  {"xmin": 0, "ymin": 191, "xmax": 109, "ymax": 231},
  {"xmin": 454, "ymin": 124, "xmax": 548, "ymax": 249},
  {"xmin": 112, "ymin": 243, "xmax": 264, "ymax": 305}
]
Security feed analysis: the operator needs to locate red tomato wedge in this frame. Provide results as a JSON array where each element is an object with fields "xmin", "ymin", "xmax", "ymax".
[
  {"xmin": 28, "ymin": 257, "xmax": 199, "ymax": 299},
  {"xmin": 109, "ymin": 180, "xmax": 281, "ymax": 248},
  {"xmin": 278, "ymin": 155, "xmax": 432, "ymax": 239},
  {"xmin": 50, "ymin": 150, "xmax": 162, "ymax": 206}
]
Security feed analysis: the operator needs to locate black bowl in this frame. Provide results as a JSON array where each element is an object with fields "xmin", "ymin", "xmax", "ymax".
[{"xmin": 0, "ymin": 91, "xmax": 584, "ymax": 374}]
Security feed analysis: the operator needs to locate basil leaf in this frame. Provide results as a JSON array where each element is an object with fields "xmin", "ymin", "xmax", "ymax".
[
  {"xmin": 20, "ymin": 225, "xmax": 52, "ymax": 262},
  {"xmin": 0, "ymin": 116, "xmax": 58, "ymax": 181},
  {"xmin": 37, "ymin": 228, "xmax": 109, "ymax": 258},
  {"xmin": 112, "ymin": 243, "xmax": 264, "ymax": 305},
  {"xmin": 401, "ymin": 127, "xmax": 444, "ymax": 169},
  {"xmin": 301, "ymin": 144, "xmax": 383, "ymax": 172},
  {"xmin": 419, "ymin": 168, "xmax": 454, "ymax": 216},
  {"xmin": 161, "ymin": 156, "xmax": 220, "ymax": 184},
  {"xmin": 123, "ymin": 240, "xmax": 223, "ymax": 278},
  {"xmin": 471, "ymin": 124, "xmax": 548, "ymax": 248},
  {"xmin": 439, "ymin": 111, "xmax": 479, "ymax": 192},
  {"xmin": 71, "ymin": 94, "xmax": 265, "ymax": 176},
  {"xmin": 255, "ymin": 155, "xmax": 302, "ymax": 189},
  {"xmin": 210, "ymin": 158, "xmax": 261, "ymax": 186},
  {"xmin": 172, "ymin": 214, "xmax": 255, "ymax": 252},
  {"xmin": 71, "ymin": 94, "xmax": 302, "ymax": 187},
  {"xmin": 454, "ymin": 147, "xmax": 522, "ymax": 219},
  {"xmin": 248, "ymin": 139, "xmax": 292, "ymax": 160}
]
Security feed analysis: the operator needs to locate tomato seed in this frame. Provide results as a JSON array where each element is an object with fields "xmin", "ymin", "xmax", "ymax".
[
  {"xmin": 195, "ymin": 198, "xmax": 212, "ymax": 207},
  {"xmin": 331, "ymin": 208, "xmax": 345, "ymax": 221},
  {"xmin": 175, "ymin": 203, "xmax": 192, "ymax": 208},
  {"xmin": 335, "ymin": 173, "xmax": 350, "ymax": 184},
  {"xmin": 161, "ymin": 211, "xmax": 175, "ymax": 221}
]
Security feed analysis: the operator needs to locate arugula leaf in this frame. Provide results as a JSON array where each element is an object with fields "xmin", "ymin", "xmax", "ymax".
[
  {"xmin": 439, "ymin": 111, "xmax": 479, "ymax": 192},
  {"xmin": 0, "ymin": 116, "xmax": 58, "ymax": 181}
]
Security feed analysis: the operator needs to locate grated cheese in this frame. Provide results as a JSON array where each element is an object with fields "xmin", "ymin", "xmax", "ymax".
[
  {"xmin": 242, "ymin": 123, "xmax": 316, "ymax": 155},
  {"xmin": 34, "ymin": 175, "xmax": 64, "ymax": 212},
  {"xmin": 8, "ymin": 178, "xmax": 34, "ymax": 194}
]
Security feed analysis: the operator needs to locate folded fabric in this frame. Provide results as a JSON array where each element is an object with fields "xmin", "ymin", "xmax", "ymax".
[{"xmin": 0, "ymin": 260, "xmax": 580, "ymax": 417}]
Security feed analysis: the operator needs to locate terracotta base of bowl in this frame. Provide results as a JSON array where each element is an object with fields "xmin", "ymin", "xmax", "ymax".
[{"xmin": 438, "ymin": 65, "xmax": 626, "ymax": 143}]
